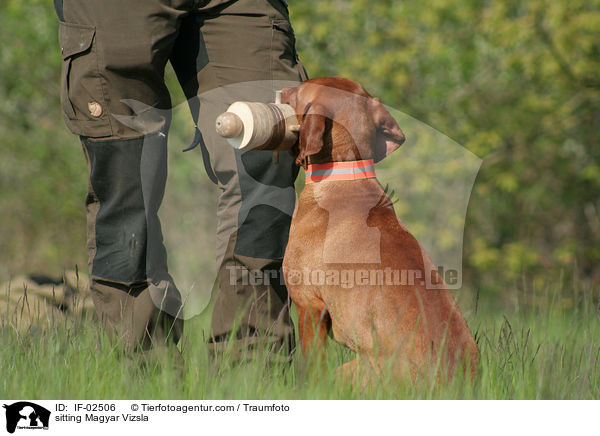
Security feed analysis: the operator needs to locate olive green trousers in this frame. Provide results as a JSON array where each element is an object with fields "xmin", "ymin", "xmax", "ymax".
[{"xmin": 56, "ymin": 0, "xmax": 307, "ymax": 355}]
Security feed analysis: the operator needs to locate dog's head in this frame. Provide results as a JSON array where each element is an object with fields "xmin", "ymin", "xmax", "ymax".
[{"xmin": 281, "ymin": 77, "xmax": 405, "ymax": 168}]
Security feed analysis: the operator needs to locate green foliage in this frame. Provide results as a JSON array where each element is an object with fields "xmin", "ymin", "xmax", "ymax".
[
  {"xmin": 1, "ymin": 0, "xmax": 600, "ymax": 298},
  {"xmin": 291, "ymin": 0, "xmax": 600, "ymax": 292},
  {"xmin": 0, "ymin": 0, "xmax": 87, "ymax": 278}
]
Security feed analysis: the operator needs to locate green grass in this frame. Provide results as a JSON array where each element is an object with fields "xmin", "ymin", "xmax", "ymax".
[{"xmin": 1, "ymin": 285, "xmax": 599, "ymax": 399}]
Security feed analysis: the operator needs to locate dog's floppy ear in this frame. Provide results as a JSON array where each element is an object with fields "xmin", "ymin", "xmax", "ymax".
[
  {"xmin": 296, "ymin": 103, "xmax": 329, "ymax": 168},
  {"xmin": 368, "ymin": 97, "xmax": 405, "ymax": 163}
]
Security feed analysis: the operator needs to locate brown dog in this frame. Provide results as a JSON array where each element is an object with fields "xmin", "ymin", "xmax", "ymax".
[{"xmin": 281, "ymin": 77, "xmax": 477, "ymax": 381}]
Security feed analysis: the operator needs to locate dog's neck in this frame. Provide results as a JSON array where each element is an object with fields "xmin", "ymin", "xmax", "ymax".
[{"xmin": 305, "ymin": 159, "xmax": 376, "ymax": 184}]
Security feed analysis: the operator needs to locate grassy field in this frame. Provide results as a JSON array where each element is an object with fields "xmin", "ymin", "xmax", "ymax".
[{"xmin": 1, "ymin": 283, "xmax": 599, "ymax": 400}]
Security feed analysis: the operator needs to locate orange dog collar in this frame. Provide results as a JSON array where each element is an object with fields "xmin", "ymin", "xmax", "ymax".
[{"xmin": 305, "ymin": 159, "xmax": 376, "ymax": 183}]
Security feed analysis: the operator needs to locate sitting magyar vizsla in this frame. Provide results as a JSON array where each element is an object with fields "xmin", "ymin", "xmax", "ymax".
[{"xmin": 280, "ymin": 77, "xmax": 477, "ymax": 382}]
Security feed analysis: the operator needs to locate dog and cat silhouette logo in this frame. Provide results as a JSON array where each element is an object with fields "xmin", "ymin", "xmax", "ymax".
[{"xmin": 3, "ymin": 402, "xmax": 50, "ymax": 433}]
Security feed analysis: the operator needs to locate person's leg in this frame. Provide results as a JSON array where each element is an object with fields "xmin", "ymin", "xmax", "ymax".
[
  {"xmin": 81, "ymin": 136, "xmax": 183, "ymax": 349},
  {"xmin": 57, "ymin": 0, "xmax": 191, "ymax": 348},
  {"xmin": 169, "ymin": 0, "xmax": 308, "ymax": 359}
]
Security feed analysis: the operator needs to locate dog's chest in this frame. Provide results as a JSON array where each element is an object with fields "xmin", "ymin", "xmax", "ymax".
[{"xmin": 286, "ymin": 184, "xmax": 390, "ymax": 266}]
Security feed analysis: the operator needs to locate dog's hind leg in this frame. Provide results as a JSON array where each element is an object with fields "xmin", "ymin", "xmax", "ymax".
[
  {"xmin": 335, "ymin": 355, "xmax": 381, "ymax": 389},
  {"xmin": 336, "ymin": 358, "xmax": 358, "ymax": 382}
]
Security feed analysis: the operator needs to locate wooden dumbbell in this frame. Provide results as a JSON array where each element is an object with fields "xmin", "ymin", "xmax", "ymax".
[{"xmin": 215, "ymin": 93, "xmax": 299, "ymax": 152}]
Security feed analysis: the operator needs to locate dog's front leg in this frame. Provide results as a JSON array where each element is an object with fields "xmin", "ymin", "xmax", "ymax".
[{"xmin": 296, "ymin": 302, "xmax": 330, "ymax": 356}]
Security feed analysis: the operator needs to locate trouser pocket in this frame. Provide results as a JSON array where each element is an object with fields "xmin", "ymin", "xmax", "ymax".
[{"xmin": 59, "ymin": 21, "xmax": 113, "ymax": 137}]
